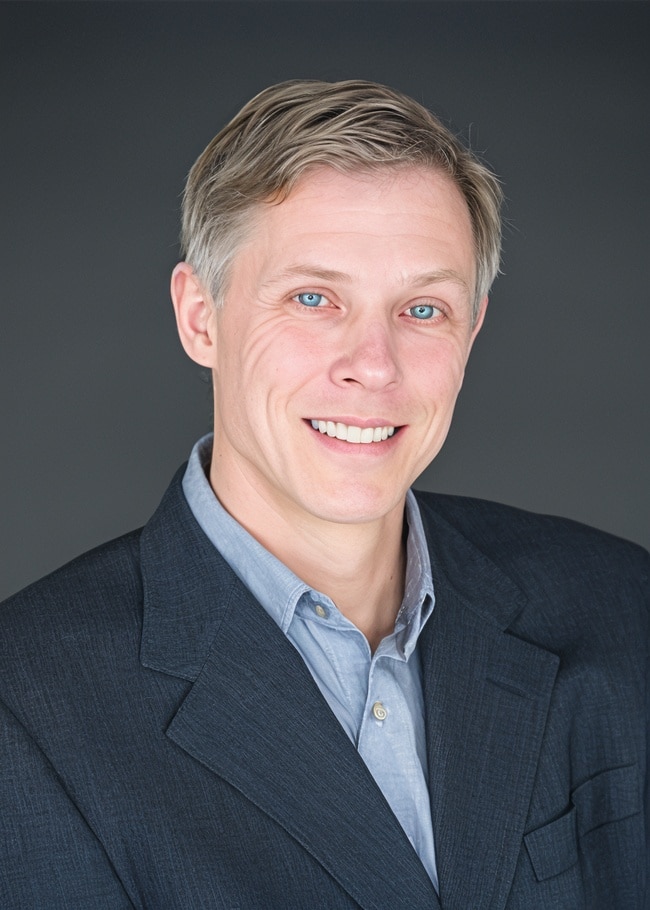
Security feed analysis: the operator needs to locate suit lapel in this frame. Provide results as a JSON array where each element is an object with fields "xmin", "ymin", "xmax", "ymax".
[
  {"xmin": 140, "ymin": 475, "xmax": 440, "ymax": 910},
  {"xmin": 417, "ymin": 496, "xmax": 560, "ymax": 910}
]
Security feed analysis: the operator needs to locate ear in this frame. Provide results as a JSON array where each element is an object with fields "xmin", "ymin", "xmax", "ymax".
[
  {"xmin": 170, "ymin": 262, "xmax": 216, "ymax": 368},
  {"xmin": 467, "ymin": 294, "xmax": 488, "ymax": 351}
]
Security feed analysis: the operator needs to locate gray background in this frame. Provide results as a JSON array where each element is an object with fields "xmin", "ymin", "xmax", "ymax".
[{"xmin": 1, "ymin": 1, "xmax": 648, "ymax": 601}]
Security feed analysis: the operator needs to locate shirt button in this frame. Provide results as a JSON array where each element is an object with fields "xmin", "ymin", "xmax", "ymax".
[
  {"xmin": 313, "ymin": 603, "xmax": 327, "ymax": 618},
  {"xmin": 372, "ymin": 701, "xmax": 387, "ymax": 721}
]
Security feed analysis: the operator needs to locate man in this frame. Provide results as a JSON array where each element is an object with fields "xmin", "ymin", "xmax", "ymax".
[{"xmin": 1, "ymin": 80, "xmax": 647, "ymax": 909}]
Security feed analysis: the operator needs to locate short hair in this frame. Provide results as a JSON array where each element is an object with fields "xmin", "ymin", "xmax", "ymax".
[{"xmin": 181, "ymin": 79, "xmax": 502, "ymax": 322}]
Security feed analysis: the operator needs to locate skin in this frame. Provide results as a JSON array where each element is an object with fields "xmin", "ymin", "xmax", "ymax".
[{"xmin": 172, "ymin": 165, "xmax": 487, "ymax": 649}]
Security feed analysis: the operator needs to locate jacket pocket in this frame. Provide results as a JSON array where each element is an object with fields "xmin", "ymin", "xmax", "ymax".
[
  {"xmin": 572, "ymin": 763, "xmax": 640, "ymax": 837},
  {"xmin": 524, "ymin": 805, "xmax": 578, "ymax": 881},
  {"xmin": 524, "ymin": 764, "xmax": 640, "ymax": 882}
]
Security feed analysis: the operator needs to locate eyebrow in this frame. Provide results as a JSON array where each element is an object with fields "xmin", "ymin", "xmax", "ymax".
[
  {"xmin": 407, "ymin": 269, "xmax": 471, "ymax": 293},
  {"xmin": 261, "ymin": 264, "xmax": 353, "ymax": 289},
  {"xmin": 263, "ymin": 263, "xmax": 471, "ymax": 293}
]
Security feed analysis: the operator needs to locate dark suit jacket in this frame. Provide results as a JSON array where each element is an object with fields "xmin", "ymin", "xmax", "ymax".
[{"xmin": 1, "ymin": 468, "xmax": 648, "ymax": 909}]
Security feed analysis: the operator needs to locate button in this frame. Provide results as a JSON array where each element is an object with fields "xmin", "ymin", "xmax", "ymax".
[
  {"xmin": 313, "ymin": 603, "xmax": 327, "ymax": 618},
  {"xmin": 372, "ymin": 701, "xmax": 387, "ymax": 721}
]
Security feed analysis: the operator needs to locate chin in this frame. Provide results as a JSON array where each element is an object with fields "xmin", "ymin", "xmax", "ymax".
[{"xmin": 301, "ymin": 489, "xmax": 405, "ymax": 526}]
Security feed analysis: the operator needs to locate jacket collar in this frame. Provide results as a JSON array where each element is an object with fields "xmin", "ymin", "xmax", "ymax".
[{"xmin": 139, "ymin": 466, "xmax": 241, "ymax": 681}]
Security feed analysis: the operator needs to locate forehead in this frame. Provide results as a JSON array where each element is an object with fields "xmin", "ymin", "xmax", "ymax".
[
  {"xmin": 276, "ymin": 164, "xmax": 471, "ymax": 229},
  {"xmin": 244, "ymin": 165, "xmax": 476, "ymax": 287}
]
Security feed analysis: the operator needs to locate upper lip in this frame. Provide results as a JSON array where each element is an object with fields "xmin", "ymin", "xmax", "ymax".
[{"xmin": 308, "ymin": 417, "xmax": 399, "ymax": 428}]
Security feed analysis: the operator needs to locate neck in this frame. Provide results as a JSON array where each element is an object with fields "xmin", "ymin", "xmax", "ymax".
[
  {"xmin": 210, "ymin": 464, "xmax": 407, "ymax": 652},
  {"xmin": 283, "ymin": 517, "xmax": 407, "ymax": 652}
]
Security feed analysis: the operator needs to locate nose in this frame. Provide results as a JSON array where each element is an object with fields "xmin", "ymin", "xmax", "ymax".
[{"xmin": 330, "ymin": 318, "xmax": 402, "ymax": 391}]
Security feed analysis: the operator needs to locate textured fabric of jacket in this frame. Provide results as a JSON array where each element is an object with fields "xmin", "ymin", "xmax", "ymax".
[{"xmin": 1, "ymin": 468, "xmax": 648, "ymax": 909}]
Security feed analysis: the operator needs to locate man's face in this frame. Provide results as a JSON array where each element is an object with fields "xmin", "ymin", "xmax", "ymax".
[{"xmin": 208, "ymin": 166, "xmax": 485, "ymax": 529}]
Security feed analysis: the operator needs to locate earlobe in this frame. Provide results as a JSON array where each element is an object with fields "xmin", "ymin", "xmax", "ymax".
[{"xmin": 170, "ymin": 262, "xmax": 216, "ymax": 367}]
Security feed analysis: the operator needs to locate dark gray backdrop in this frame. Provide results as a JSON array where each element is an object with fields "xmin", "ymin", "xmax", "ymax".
[{"xmin": 2, "ymin": 1, "xmax": 648, "ymax": 601}]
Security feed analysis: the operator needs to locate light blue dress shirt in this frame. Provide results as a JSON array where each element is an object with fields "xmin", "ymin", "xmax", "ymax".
[{"xmin": 182, "ymin": 435, "xmax": 438, "ymax": 890}]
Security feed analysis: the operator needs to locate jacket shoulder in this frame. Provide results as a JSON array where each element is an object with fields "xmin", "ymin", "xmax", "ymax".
[
  {"xmin": 413, "ymin": 489, "xmax": 650, "ymax": 597},
  {"xmin": 0, "ymin": 529, "xmax": 144, "ymax": 667}
]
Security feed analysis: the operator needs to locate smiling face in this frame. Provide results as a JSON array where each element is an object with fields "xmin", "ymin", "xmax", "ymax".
[{"xmin": 178, "ymin": 166, "xmax": 486, "ymax": 534}]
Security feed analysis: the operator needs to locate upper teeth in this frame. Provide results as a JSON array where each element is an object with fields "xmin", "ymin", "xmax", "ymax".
[{"xmin": 310, "ymin": 420, "xmax": 396, "ymax": 444}]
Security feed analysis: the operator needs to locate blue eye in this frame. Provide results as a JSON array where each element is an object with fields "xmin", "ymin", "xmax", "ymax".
[
  {"xmin": 408, "ymin": 304, "xmax": 437, "ymax": 319},
  {"xmin": 297, "ymin": 292, "xmax": 324, "ymax": 307}
]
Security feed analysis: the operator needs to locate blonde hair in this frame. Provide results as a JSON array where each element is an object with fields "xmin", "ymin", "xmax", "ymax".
[{"xmin": 181, "ymin": 79, "xmax": 502, "ymax": 321}]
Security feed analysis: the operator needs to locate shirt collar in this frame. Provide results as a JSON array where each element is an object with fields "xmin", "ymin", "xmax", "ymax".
[{"xmin": 182, "ymin": 434, "xmax": 434, "ymax": 649}]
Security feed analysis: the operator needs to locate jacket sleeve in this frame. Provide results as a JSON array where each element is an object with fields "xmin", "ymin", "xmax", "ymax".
[{"xmin": 0, "ymin": 698, "xmax": 135, "ymax": 909}]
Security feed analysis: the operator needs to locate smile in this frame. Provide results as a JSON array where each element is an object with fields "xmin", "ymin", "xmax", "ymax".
[{"xmin": 310, "ymin": 420, "xmax": 396, "ymax": 444}]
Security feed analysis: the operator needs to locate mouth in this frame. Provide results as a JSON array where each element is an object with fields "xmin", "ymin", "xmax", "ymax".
[{"xmin": 309, "ymin": 419, "xmax": 397, "ymax": 444}]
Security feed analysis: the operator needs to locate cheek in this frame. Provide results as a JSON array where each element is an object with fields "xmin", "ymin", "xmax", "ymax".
[
  {"xmin": 410, "ymin": 340, "xmax": 469, "ymax": 399},
  {"xmin": 248, "ymin": 324, "xmax": 325, "ymax": 384},
  {"xmin": 220, "ymin": 327, "xmax": 323, "ymax": 425}
]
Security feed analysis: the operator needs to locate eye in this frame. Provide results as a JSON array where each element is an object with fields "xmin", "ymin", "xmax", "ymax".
[
  {"xmin": 406, "ymin": 303, "xmax": 441, "ymax": 320},
  {"xmin": 296, "ymin": 292, "xmax": 326, "ymax": 307}
]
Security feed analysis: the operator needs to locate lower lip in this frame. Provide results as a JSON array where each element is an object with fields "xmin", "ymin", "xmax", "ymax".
[{"xmin": 305, "ymin": 421, "xmax": 402, "ymax": 455}]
